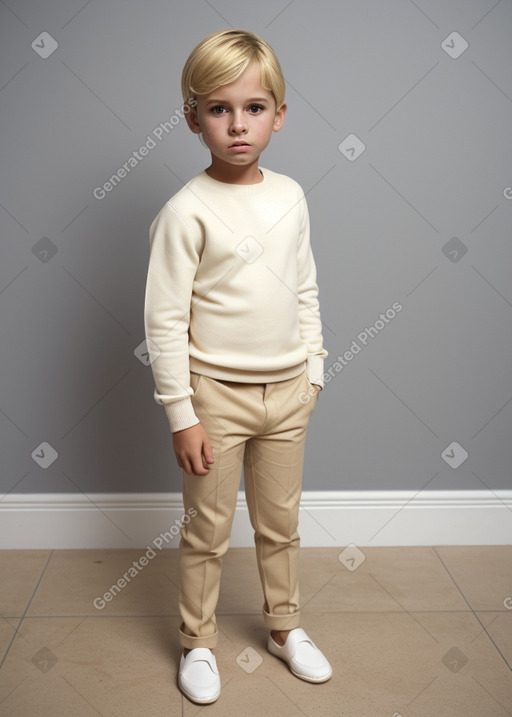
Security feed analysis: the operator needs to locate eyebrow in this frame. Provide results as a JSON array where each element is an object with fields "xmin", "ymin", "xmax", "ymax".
[{"xmin": 205, "ymin": 97, "xmax": 270, "ymax": 105}]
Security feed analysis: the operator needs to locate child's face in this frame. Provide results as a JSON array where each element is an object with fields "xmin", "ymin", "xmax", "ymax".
[{"xmin": 186, "ymin": 62, "xmax": 286, "ymax": 180}]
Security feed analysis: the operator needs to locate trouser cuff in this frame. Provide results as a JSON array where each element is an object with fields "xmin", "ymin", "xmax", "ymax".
[
  {"xmin": 262, "ymin": 608, "xmax": 301, "ymax": 631},
  {"xmin": 179, "ymin": 623, "xmax": 218, "ymax": 650}
]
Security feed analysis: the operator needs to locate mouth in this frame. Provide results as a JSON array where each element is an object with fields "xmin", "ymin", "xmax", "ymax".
[{"xmin": 228, "ymin": 141, "xmax": 252, "ymax": 154}]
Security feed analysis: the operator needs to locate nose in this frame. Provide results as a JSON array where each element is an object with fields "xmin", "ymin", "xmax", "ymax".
[{"xmin": 229, "ymin": 110, "xmax": 247, "ymax": 135}]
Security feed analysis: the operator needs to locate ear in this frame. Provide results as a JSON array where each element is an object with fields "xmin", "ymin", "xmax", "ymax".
[
  {"xmin": 184, "ymin": 103, "xmax": 202, "ymax": 134},
  {"xmin": 273, "ymin": 102, "xmax": 287, "ymax": 132}
]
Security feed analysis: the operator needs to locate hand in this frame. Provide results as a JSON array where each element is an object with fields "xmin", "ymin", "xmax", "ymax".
[{"xmin": 173, "ymin": 423, "xmax": 214, "ymax": 476}]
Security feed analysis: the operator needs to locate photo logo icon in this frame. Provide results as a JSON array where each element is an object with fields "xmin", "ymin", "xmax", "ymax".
[
  {"xmin": 134, "ymin": 339, "xmax": 160, "ymax": 366},
  {"xmin": 32, "ymin": 647, "xmax": 58, "ymax": 673},
  {"xmin": 441, "ymin": 442, "xmax": 468, "ymax": 469},
  {"xmin": 442, "ymin": 237, "xmax": 468, "ymax": 263},
  {"xmin": 338, "ymin": 544, "xmax": 366, "ymax": 571},
  {"xmin": 441, "ymin": 32, "xmax": 469, "ymax": 59},
  {"xmin": 236, "ymin": 646, "xmax": 263, "ymax": 673},
  {"xmin": 442, "ymin": 646, "xmax": 468, "ymax": 673},
  {"xmin": 31, "ymin": 32, "xmax": 58, "ymax": 59},
  {"xmin": 32, "ymin": 237, "xmax": 58, "ymax": 263},
  {"xmin": 236, "ymin": 236, "xmax": 263, "ymax": 264},
  {"xmin": 31, "ymin": 442, "xmax": 58, "ymax": 469},
  {"xmin": 338, "ymin": 134, "xmax": 366, "ymax": 162}
]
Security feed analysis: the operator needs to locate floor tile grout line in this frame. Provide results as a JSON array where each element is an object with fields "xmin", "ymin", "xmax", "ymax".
[
  {"xmin": 433, "ymin": 548, "xmax": 512, "ymax": 673},
  {"xmin": 9, "ymin": 613, "xmax": 185, "ymax": 619},
  {"xmin": 0, "ymin": 550, "xmax": 54, "ymax": 670},
  {"xmin": 10, "ymin": 608, "xmax": 495, "ymax": 620}
]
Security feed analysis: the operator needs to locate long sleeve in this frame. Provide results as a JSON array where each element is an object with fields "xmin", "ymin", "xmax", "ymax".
[
  {"xmin": 144, "ymin": 202, "xmax": 202, "ymax": 433},
  {"xmin": 296, "ymin": 193, "xmax": 328, "ymax": 387}
]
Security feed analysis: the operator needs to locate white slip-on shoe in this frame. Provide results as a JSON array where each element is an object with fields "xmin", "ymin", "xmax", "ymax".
[
  {"xmin": 268, "ymin": 628, "xmax": 333, "ymax": 683},
  {"xmin": 178, "ymin": 648, "xmax": 221, "ymax": 704}
]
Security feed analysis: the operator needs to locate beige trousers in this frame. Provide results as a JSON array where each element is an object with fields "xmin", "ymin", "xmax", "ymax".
[{"xmin": 178, "ymin": 369, "xmax": 319, "ymax": 649}]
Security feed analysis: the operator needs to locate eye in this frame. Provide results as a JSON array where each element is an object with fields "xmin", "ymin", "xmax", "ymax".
[
  {"xmin": 210, "ymin": 105, "xmax": 227, "ymax": 114},
  {"xmin": 248, "ymin": 104, "xmax": 264, "ymax": 113}
]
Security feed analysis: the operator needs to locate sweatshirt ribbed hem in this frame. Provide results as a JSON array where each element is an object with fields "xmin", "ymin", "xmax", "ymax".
[
  {"xmin": 162, "ymin": 356, "xmax": 325, "ymax": 433},
  {"xmin": 189, "ymin": 357, "xmax": 306, "ymax": 384}
]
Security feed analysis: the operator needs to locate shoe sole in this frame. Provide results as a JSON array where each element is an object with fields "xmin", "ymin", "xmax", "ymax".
[
  {"xmin": 268, "ymin": 643, "xmax": 333, "ymax": 683},
  {"xmin": 178, "ymin": 680, "xmax": 220, "ymax": 704},
  {"xmin": 289, "ymin": 666, "xmax": 333, "ymax": 683}
]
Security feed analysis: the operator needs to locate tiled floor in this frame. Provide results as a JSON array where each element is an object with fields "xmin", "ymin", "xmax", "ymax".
[{"xmin": 1, "ymin": 546, "xmax": 511, "ymax": 716}]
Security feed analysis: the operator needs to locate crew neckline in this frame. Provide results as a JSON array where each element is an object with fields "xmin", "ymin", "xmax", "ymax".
[{"xmin": 193, "ymin": 168, "xmax": 270, "ymax": 195}]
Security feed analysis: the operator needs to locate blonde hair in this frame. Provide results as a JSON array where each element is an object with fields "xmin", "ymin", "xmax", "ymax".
[{"xmin": 181, "ymin": 29, "xmax": 285, "ymax": 108}]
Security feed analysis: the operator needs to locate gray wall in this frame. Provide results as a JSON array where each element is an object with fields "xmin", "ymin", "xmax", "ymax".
[{"xmin": 1, "ymin": 0, "xmax": 511, "ymax": 495}]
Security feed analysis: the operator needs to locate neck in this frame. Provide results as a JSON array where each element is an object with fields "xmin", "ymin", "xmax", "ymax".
[{"xmin": 205, "ymin": 158, "xmax": 263, "ymax": 185}]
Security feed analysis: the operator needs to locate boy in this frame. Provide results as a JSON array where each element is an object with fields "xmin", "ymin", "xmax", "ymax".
[{"xmin": 144, "ymin": 29, "xmax": 332, "ymax": 704}]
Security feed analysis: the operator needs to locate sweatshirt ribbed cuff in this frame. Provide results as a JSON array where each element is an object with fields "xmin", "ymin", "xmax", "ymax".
[
  {"xmin": 164, "ymin": 397, "xmax": 200, "ymax": 433},
  {"xmin": 306, "ymin": 354, "xmax": 326, "ymax": 389}
]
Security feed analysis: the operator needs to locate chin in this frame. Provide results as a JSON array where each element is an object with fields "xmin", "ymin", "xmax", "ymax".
[{"xmin": 224, "ymin": 156, "xmax": 254, "ymax": 164}]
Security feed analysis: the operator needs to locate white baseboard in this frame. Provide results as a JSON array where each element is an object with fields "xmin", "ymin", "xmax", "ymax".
[{"xmin": 0, "ymin": 490, "xmax": 511, "ymax": 549}]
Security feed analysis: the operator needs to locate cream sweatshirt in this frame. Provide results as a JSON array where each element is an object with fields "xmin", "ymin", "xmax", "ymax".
[{"xmin": 144, "ymin": 167, "xmax": 327, "ymax": 433}]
